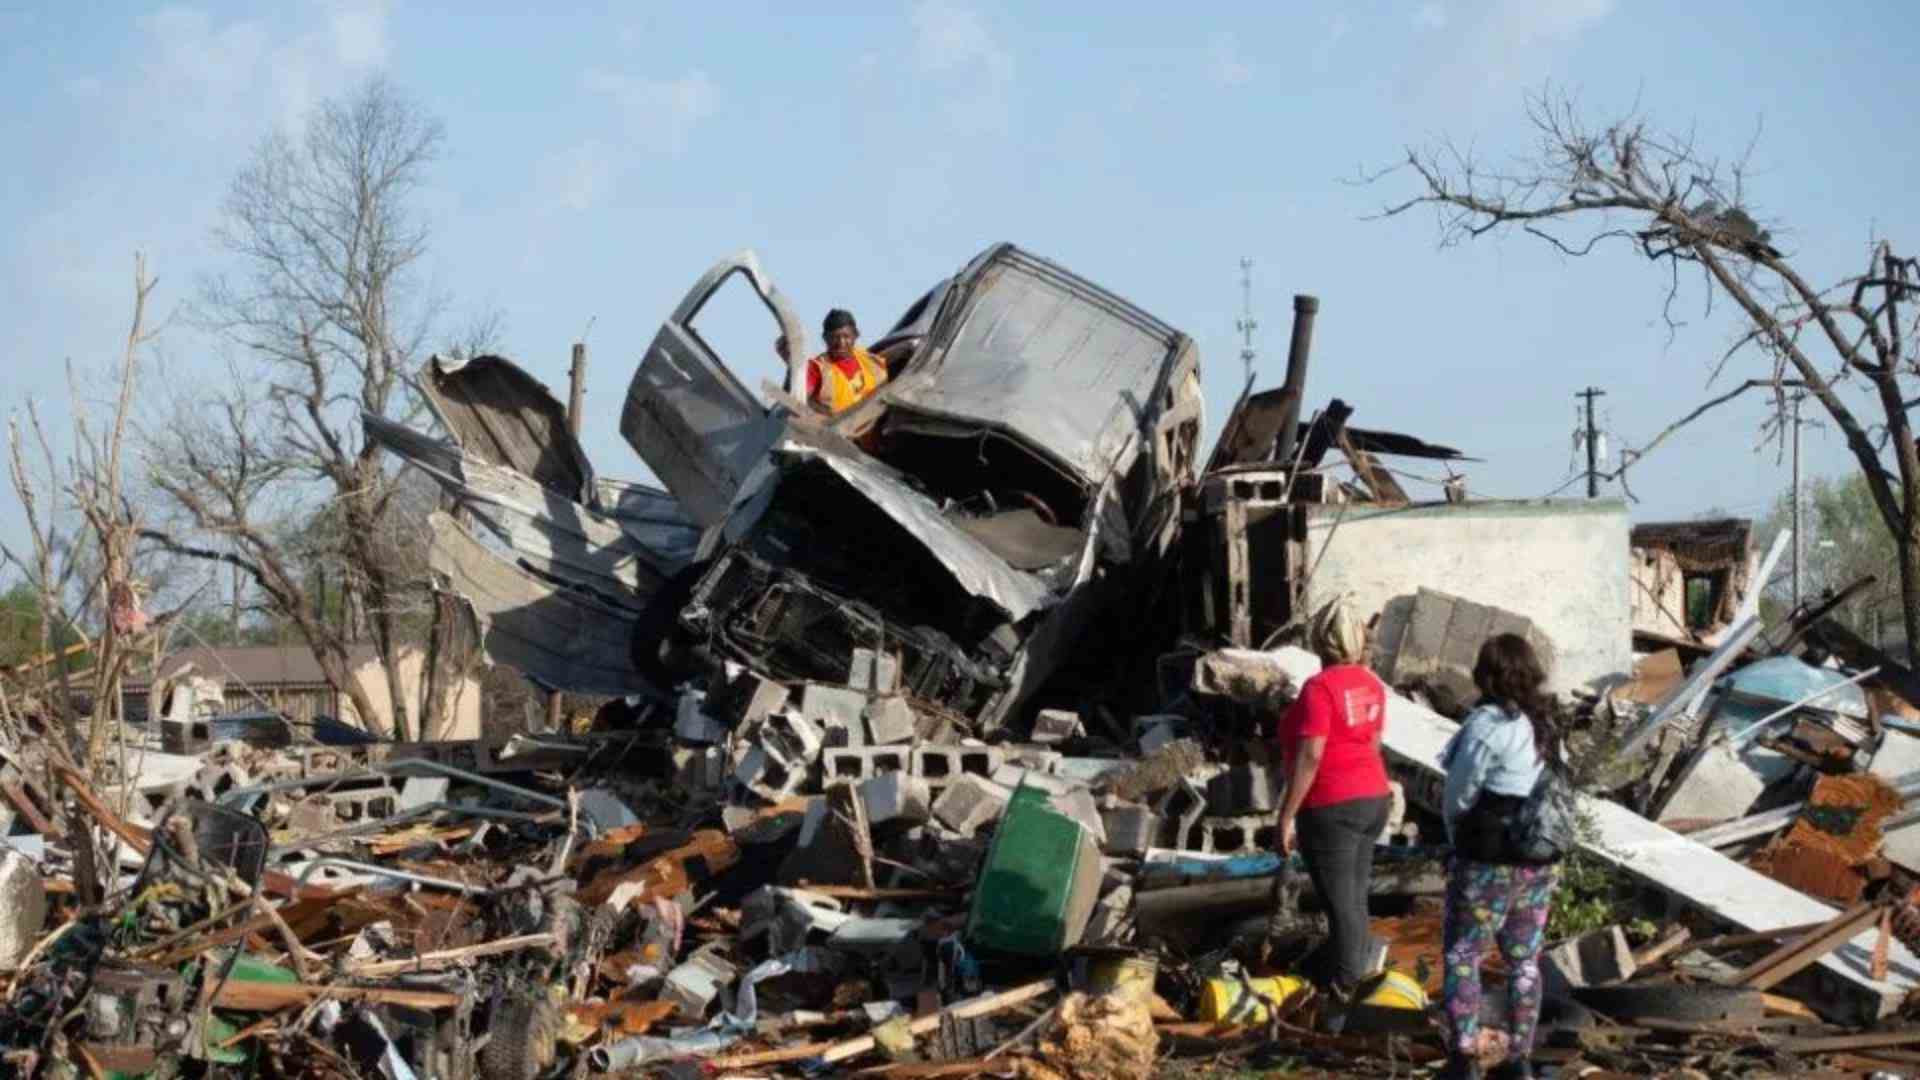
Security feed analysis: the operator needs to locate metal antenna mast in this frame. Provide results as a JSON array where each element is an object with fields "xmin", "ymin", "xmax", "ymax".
[{"xmin": 1236, "ymin": 257, "xmax": 1258, "ymax": 383}]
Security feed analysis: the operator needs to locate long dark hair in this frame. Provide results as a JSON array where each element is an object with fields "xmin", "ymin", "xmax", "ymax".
[{"xmin": 1472, "ymin": 633, "xmax": 1559, "ymax": 763}]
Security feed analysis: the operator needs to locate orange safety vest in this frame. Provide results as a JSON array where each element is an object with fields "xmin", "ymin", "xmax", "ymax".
[{"xmin": 809, "ymin": 347, "xmax": 887, "ymax": 414}]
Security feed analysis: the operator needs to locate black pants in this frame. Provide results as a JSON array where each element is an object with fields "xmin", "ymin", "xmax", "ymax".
[{"xmin": 1298, "ymin": 794, "xmax": 1391, "ymax": 994}]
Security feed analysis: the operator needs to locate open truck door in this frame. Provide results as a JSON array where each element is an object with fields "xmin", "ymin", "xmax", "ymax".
[{"xmin": 620, "ymin": 250, "xmax": 808, "ymax": 527}]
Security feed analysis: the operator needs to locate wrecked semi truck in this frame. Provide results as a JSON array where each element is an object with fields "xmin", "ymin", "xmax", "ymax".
[{"xmin": 375, "ymin": 243, "xmax": 1206, "ymax": 734}]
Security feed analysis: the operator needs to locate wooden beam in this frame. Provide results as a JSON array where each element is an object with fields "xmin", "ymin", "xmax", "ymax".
[{"xmin": 1735, "ymin": 901, "xmax": 1882, "ymax": 991}]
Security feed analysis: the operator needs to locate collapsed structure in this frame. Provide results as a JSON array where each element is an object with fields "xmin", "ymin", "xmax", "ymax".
[{"xmin": 7, "ymin": 244, "xmax": 1920, "ymax": 1076}]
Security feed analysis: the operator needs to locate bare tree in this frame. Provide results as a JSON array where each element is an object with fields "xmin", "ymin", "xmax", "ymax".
[
  {"xmin": 1372, "ymin": 89, "xmax": 1920, "ymax": 664},
  {"xmin": 3, "ymin": 256, "xmax": 164, "ymax": 769},
  {"xmin": 142, "ymin": 77, "xmax": 464, "ymax": 738}
]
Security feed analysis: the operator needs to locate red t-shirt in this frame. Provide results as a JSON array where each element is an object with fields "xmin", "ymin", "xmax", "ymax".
[
  {"xmin": 805, "ymin": 355, "xmax": 866, "ymax": 402},
  {"xmin": 1274, "ymin": 664, "xmax": 1390, "ymax": 809}
]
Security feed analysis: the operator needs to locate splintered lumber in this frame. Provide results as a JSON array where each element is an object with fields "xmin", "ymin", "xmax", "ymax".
[
  {"xmin": 1631, "ymin": 926, "xmax": 1692, "ymax": 969},
  {"xmin": 345, "ymin": 932, "xmax": 557, "ymax": 976},
  {"xmin": 709, "ymin": 980, "xmax": 1053, "ymax": 1069},
  {"xmin": 211, "ymin": 980, "xmax": 461, "ymax": 1011},
  {"xmin": 1378, "ymin": 689, "xmax": 1919, "ymax": 1021},
  {"xmin": 1735, "ymin": 901, "xmax": 1882, "ymax": 991}
]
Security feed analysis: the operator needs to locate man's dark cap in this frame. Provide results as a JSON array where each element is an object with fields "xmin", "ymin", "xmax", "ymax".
[{"xmin": 823, "ymin": 309, "xmax": 857, "ymax": 336}]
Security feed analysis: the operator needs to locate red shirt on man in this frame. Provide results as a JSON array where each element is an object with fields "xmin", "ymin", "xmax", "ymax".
[{"xmin": 1274, "ymin": 664, "xmax": 1391, "ymax": 809}]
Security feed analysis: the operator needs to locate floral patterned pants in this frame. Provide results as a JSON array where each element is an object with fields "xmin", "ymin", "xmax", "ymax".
[{"xmin": 1441, "ymin": 857, "xmax": 1559, "ymax": 1056}]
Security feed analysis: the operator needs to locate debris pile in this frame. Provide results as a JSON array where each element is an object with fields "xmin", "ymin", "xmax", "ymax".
[{"xmin": 10, "ymin": 242, "xmax": 1920, "ymax": 1076}]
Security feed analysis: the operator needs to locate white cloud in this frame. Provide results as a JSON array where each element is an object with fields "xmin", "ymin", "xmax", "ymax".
[
  {"xmin": 1209, "ymin": 31, "xmax": 1254, "ymax": 88},
  {"xmin": 1312, "ymin": 14, "xmax": 1351, "ymax": 71},
  {"xmin": 1415, "ymin": 2, "xmax": 1448, "ymax": 30},
  {"xmin": 535, "ymin": 140, "xmax": 614, "ymax": 213},
  {"xmin": 327, "ymin": 0, "xmax": 390, "ymax": 67},
  {"xmin": 581, "ymin": 68, "xmax": 717, "ymax": 155},
  {"xmin": 910, "ymin": 0, "xmax": 1013, "ymax": 135},
  {"xmin": 128, "ymin": 2, "xmax": 393, "ymax": 137},
  {"xmin": 1406, "ymin": 0, "xmax": 1615, "ymax": 112}
]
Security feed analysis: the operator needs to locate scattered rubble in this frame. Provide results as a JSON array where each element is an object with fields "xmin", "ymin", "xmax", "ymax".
[{"xmin": 11, "ymin": 243, "xmax": 1920, "ymax": 1077}]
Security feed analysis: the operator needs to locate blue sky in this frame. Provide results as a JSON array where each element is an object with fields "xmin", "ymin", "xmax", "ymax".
[{"xmin": 4, "ymin": 0, "xmax": 1917, "ymax": 565}]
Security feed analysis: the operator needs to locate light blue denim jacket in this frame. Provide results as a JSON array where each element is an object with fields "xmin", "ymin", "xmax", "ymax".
[{"xmin": 1440, "ymin": 703, "xmax": 1543, "ymax": 844}]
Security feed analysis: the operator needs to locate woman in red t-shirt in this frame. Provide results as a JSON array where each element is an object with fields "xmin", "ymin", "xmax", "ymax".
[{"xmin": 1274, "ymin": 597, "xmax": 1392, "ymax": 1007}]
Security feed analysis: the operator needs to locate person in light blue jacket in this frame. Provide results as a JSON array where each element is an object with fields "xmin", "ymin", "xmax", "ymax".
[{"xmin": 1435, "ymin": 634, "xmax": 1563, "ymax": 1080}]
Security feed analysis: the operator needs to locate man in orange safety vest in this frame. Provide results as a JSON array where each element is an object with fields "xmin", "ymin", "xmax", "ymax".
[{"xmin": 779, "ymin": 308, "xmax": 887, "ymax": 416}]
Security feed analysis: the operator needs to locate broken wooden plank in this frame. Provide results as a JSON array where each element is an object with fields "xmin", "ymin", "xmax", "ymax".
[
  {"xmin": 344, "ymin": 932, "xmax": 557, "ymax": 977},
  {"xmin": 1735, "ymin": 901, "xmax": 1882, "ymax": 992},
  {"xmin": 210, "ymin": 981, "xmax": 462, "ymax": 1012},
  {"xmin": 711, "ymin": 980, "xmax": 1053, "ymax": 1069},
  {"xmin": 1774, "ymin": 1027, "xmax": 1920, "ymax": 1054},
  {"xmin": 1631, "ymin": 926, "xmax": 1692, "ymax": 969}
]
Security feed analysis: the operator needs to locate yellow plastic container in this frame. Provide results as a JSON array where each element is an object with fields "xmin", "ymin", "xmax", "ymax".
[
  {"xmin": 1362, "ymin": 969, "xmax": 1428, "ymax": 1010},
  {"xmin": 1197, "ymin": 975, "xmax": 1311, "ymax": 1025}
]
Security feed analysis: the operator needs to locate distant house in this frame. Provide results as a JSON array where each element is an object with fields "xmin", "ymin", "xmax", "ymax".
[{"xmin": 122, "ymin": 643, "xmax": 481, "ymax": 740}]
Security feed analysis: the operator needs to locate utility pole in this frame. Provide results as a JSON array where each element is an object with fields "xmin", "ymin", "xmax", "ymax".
[
  {"xmin": 547, "ymin": 343, "xmax": 588, "ymax": 734},
  {"xmin": 1577, "ymin": 387, "xmax": 1607, "ymax": 498},
  {"xmin": 1791, "ymin": 391, "xmax": 1803, "ymax": 610},
  {"xmin": 1236, "ymin": 257, "xmax": 1258, "ymax": 385}
]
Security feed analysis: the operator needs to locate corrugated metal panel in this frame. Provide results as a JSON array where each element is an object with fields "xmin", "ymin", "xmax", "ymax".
[
  {"xmin": 427, "ymin": 512, "xmax": 659, "ymax": 697},
  {"xmin": 366, "ymin": 415, "xmax": 696, "ymax": 603},
  {"xmin": 423, "ymin": 354, "xmax": 596, "ymax": 505},
  {"xmin": 885, "ymin": 248, "xmax": 1181, "ymax": 485}
]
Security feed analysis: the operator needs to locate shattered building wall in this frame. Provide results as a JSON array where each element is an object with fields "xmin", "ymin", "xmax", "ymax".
[
  {"xmin": 1300, "ymin": 498, "xmax": 1633, "ymax": 695},
  {"xmin": 1630, "ymin": 518, "xmax": 1755, "ymax": 643}
]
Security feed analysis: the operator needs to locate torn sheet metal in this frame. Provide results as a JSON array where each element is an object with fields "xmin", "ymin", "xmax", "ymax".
[
  {"xmin": 367, "ymin": 414, "xmax": 698, "ymax": 593},
  {"xmin": 427, "ymin": 511, "xmax": 659, "ymax": 696},
  {"xmin": 740, "ymin": 442, "xmax": 1061, "ymax": 623},
  {"xmin": 880, "ymin": 245, "xmax": 1191, "ymax": 488},
  {"xmin": 423, "ymin": 353, "xmax": 598, "ymax": 505}
]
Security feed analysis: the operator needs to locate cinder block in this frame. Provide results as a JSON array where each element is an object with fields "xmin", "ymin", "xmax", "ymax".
[
  {"xmin": 1047, "ymin": 787, "xmax": 1107, "ymax": 847},
  {"xmin": 801, "ymin": 684, "xmax": 869, "ymax": 732},
  {"xmin": 1193, "ymin": 815, "xmax": 1274, "ymax": 856},
  {"xmin": 1032, "ymin": 709, "xmax": 1084, "ymax": 745},
  {"xmin": 864, "ymin": 696, "xmax": 917, "ymax": 745},
  {"xmin": 1543, "ymin": 926, "xmax": 1636, "ymax": 1001},
  {"xmin": 1100, "ymin": 804, "xmax": 1160, "ymax": 857},
  {"xmin": 913, "ymin": 745, "xmax": 1004, "ymax": 790},
  {"xmin": 1206, "ymin": 766, "xmax": 1279, "ymax": 816},
  {"xmin": 711, "ymin": 670, "xmax": 791, "ymax": 728},
  {"xmin": 824, "ymin": 746, "xmax": 912, "ymax": 785},
  {"xmin": 990, "ymin": 764, "xmax": 1079, "ymax": 796},
  {"xmin": 848, "ymin": 649, "xmax": 902, "ymax": 694},
  {"xmin": 859, "ymin": 772, "xmax": 932, "ymax": 826},
  {"xmin": 931, "ymin": 774, "xmax": 1012, "ymax": 836}
]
